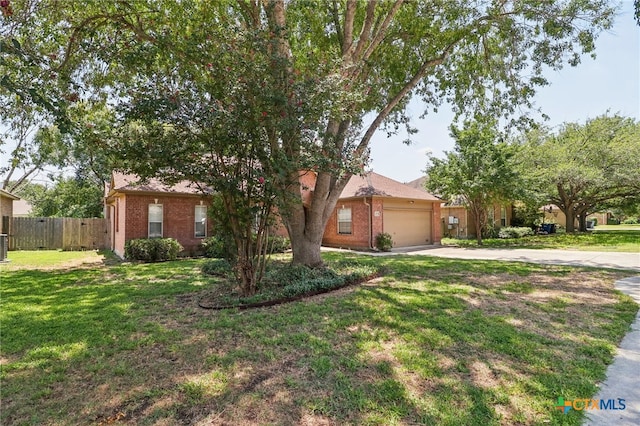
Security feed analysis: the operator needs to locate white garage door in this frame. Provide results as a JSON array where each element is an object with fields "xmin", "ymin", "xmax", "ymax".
[{"xmin": 383, "ymin": 208, "xmax": 432, "ymax": 247}]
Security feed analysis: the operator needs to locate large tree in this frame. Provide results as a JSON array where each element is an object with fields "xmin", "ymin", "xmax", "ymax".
[
  {"xmin": 517, "ymin": 115, "xmax": 640, "ymax": 232},
  {"xmin": 425, "ymin": 121, "xmax": 518, "ymax": 245},
  {"xmin": 3, "ymin": 0, "xmax": 618, "ymax": 266}
]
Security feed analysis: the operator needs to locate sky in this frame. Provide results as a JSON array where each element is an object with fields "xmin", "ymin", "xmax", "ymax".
[{"xmin": 368, "ymin": 1, "xmax": 640, "ymax": 184}]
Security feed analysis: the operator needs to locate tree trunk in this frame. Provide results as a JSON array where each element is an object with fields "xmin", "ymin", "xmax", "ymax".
[
  {"xmin": 288, "ymin": 227, "xmax": 324, "ymax": 267},
  {"xmin": 564, "ymin": 208, "xmax": 576, "ymax": 233},
  {"xmin": 578, "ymin": 214, "xmax": 587, "ymax": 232},
  {"xmin": 470, "ymin": 201, "xmax": 484, "ymax": 245},
  {"xmin": 283, "ymin": 167, "xmax": 350, "ymax": 267}
]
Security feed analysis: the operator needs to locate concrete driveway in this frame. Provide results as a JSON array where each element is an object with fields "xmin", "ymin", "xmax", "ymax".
[{"xmin": 385, "ymin": 246, "xmax": 640, "ymax": 271}]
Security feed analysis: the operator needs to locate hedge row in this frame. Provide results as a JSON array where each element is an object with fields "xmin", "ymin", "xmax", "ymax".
[
  {"xmin": 498, "ymin": 226, "xmax": 535, "ymax": 239},
  {"xmin": 124, "ymin": 238, "xmax": 183, "ymax": 262}
]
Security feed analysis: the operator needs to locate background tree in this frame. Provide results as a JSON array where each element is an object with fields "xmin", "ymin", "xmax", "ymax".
[
  {"xmin": 4, "ymin": 0, "xmax": 618, "ymax": 266},
  {"xmin": 425, "ymin": 120, "xmax": 518, "ymax": 245},
  {"xmin": 517, "ymin": 115, "xmax": 640, "ymax": 232},
  {"xmin": 1, "ymin": 1, "xmax": 121, "ymax": 193}
]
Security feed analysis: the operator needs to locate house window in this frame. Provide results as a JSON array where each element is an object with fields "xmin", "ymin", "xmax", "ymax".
[
  {"xmin": 195, "ymin": 205, "xmax": 207, "ymax": 238},
  {"xmin": 337, "ymin": 207, "xmax": 352, "ymax": 234},
  {"xmin": 488, "ymin": 207, "xmax": 495, "ymax": 226},
  {"xmin": 500, "ymin": 206, "xmax": 507, "ymax": 227},
  {"xmin": 148, "ymin": 204, "xmax": 163, "ymax": 238}
]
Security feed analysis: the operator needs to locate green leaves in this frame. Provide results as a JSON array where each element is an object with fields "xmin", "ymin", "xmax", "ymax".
[{"xmin": 517, "ymin": 114, "xmax": 640, "ymax": 231}]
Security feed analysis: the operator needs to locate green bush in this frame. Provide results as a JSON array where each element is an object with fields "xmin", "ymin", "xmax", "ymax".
[
  {"xmin": 375, "ymin": 232, "xmax": 393, "ymax": 251},
  {"xmin": 124, "ymin": 238, "xmax": 183, "ymax": 262},
  {"xmin": 261, "ymin": 260, "xmax": 377, "ymax": 300},
  {"xmin": 266, "ymin": 235, "xmax": 291, "ymax": 254},
  {"xmin": 498, "ymin": 226, "xmax": 535, "ymax": 239},
  {"xmin": 622, "ymin": 217, "xmax": 639, "ymax": 224},
  {"xmin": 201, "ymin": 258, "xmax": 233, "ymax": 277},
  {"xmin": 201, "ymin": 234, "xmax": 291, "ymax": 259},
  {"xmin": 200, "ymin": 235, "xmax": 233, "ymax": 259},
  {"xmin": 483, "ymin": 223, "xmax": 499, "ymax": 239}
]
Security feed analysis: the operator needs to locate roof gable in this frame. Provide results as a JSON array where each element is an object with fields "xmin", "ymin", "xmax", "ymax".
[{"xmin": 340, "ymin": 172, "xmax": 440, "ymax": 201}]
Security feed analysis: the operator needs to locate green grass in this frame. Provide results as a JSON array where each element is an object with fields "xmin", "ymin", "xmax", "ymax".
[
  {"xmin": 442, "ymin": 228, "xmax": 640, "ymax": 252},
  {"xmin": 2, "ymin": 249, "xmax": 109, "ymax": 269},
  {"xmin": 1, "ymin": 251, "xmax": 637, "ymax": 425}
]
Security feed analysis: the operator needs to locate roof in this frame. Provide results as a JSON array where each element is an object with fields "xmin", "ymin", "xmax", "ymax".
[
  {"xmin": 405, "ymin": 176, "xmax": 428, "ymax": 191},
  {"xmin": 108, "ymin": 172, "xmax": 211, "ymax": 196},
  {"xmin": 0, "ymin": 188, "xmax": 20, "ymax": 200},
  {"xmin": 340, "ymin": 172, "xmax": 440, "ymax": 201}
]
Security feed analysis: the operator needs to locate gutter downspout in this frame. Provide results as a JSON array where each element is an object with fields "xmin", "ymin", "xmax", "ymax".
[{"xmin": 363, "ymin": 197, "xmax": 373, "ymax": 249}]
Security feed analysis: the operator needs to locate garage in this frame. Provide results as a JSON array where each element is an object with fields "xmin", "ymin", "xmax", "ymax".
[{"xmin": 383, "ymin": 206, "xmax": 432, "ymax": 247}]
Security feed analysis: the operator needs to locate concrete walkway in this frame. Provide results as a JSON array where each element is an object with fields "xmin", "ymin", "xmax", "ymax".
[
  {"xmin": 583, "ymin": 276, "xmax": 640, "ymax": 425},
  {"xmin": 324, "ymin": 245, "xmax": 640, "ymax": 423}
]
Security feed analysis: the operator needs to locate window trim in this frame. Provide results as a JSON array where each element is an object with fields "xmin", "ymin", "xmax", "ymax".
[
  {"xmin": 148, "ymin": 203, "xmax": 163, "ymax": 238},
  {"xmin": 194, "ymin": 205, "xmax": 207, "ymax": 238},
  {"xmin": 337, "ymin": 207, "xmax": 352, "ymax": 235}
]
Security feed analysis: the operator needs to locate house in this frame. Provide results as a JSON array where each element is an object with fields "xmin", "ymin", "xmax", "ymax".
[
  {"xmin": 0, "ymin": 188, "xmax": 20, "ymax": 235},
  {"xmin": 321, "ymin": 172, "xmax": 442, "ymax": 249},
  {"xmin": 12, "ymin": 198, "xmax": 33, "ymax": 217},
  {"xmin": 104, "ymin": 172, "xmax": 213, "ymax": 258},
  {"xmin": 541, "ymin": 205, "xmax": 613, "ymax": 228},
  {"xmin": 405, "ymin": 177, "xmax": 512, "ymax": 239}
]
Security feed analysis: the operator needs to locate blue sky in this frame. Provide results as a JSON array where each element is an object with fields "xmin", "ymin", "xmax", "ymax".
[{"xmin": 368, "ymin": 1, "xmax": 640, "ymax": 183}]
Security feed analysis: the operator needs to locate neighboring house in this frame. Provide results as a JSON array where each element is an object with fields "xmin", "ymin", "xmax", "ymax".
[
  {"xmin": 104, "ymin": 172, "xmax": 213, "ymax": 258},
  {"xmin": 12, "ymin": 198, "xmax": 33, "ymax": 217},
  {"xmin": 439, "ymin": 199, "xmax": 512, "ymax": 238},
  {"xmin": 0, "ymin": 188, "xmax": 20, "ymax": 235},
  {"xmin": 406, "ymin": 177, "xmax": 512, "ymax": 239},
  {"xmin": 321, "ymin": 172, "xmax": 442, "ymax": 249},
  {"xmin": 541, "ymin": 205, "xmax": 612, "ymax": 228}
]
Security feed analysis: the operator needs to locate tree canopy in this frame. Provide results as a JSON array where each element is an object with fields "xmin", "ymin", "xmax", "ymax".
[
  {"xmin": 516, "ymin": 114, "xmax": 640, "ymax": 232},
  {"xmin": 425, "ymin": 120, "xmax": 518, "ymax": 244},
  {"xmin": 1, "ymin": 0, "xmax": 620, "ymax": 265}
]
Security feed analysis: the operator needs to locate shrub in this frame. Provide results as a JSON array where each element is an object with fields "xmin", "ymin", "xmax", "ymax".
[
  {"xmin": 483, "ymin": 223, "xmax": 499, "ymax": 239},
  {"xmin": 124, "ymin": 238, "xmax": 183, "ymax": 262},
  {"xmin": 200, "ymin": 235, "xmax": 233, "ymax": 259},
  {"xmin": 622, "ymin": 217, "xmax": 639, "ymax": 224},
  {"xmin": 375, "ymin": 232, "xmax": 393, "ymax": 251},
  {"xmin": 498, "ymin": 226, "xmax": 534, "ymax": 239},
  {"xmin": 266, "ymin": 235, "xmax": 291, "ymax": 254},
  {"xmin": 201, "ymin": 258, "xmax": 233, "ymax": 277},
  {"xmin": 270, "ymin": 261, "xmax": 377, "ymax": 299},
  {"xmin": 201, "ymin": 234, "xmax": 291, "ymax": 259}
]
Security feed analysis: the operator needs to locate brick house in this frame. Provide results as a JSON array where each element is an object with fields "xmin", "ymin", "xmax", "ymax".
[
  {"xmin": 104, "ymin": 172, "xmax": 213, "ymax": 258},
  {"xmin": 321, "ymin": 172, "xmax": 442, "ymax": 249},
  {"xmin": 406, "ymin": 176, "xmax": 512, "ymax": 239}
]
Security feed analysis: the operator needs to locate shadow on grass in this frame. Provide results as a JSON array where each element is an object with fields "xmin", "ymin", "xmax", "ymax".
[{"xmin": 1, "ymin": 255, "xmax": 636, "ymax": 425}]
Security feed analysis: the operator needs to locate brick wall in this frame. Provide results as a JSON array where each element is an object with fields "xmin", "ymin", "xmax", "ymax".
[
  {"xmin": 323, "ymin": 198, "xmax": 373, "ymax": 249},
  {"xmin": 109, "ymin": 192, "xmax": 213, "ymax": 257}
]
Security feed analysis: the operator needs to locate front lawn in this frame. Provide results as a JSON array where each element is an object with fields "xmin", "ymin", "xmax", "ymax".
[
  {"xmin": 442, "ymin": 228, "xmax": 640, "ymax": 252},
  {"xmin": 1, "ymin": 252, "xmax": 637, "ymax": 425}
]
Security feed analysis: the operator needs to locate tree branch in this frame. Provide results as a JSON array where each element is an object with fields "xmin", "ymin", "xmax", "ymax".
[
  {"xmin": 351, "ymin": 0, "xmax": 377, "ymax": 60},
  {"xmin": 354, "ymin": 42, "xmax": 457, "ymax": 159},
  {"xmin": 361, "ymin": 0, "xmax": 404, "ymax": 63},
  {"xmin": 342, "ymin": 0, "xmax": 357, "ymax": 55}
]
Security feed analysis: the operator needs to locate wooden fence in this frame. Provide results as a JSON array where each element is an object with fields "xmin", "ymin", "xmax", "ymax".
[{"xmin": 8, "ymin": 217, "xmax": 109, "ymax": 250}]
